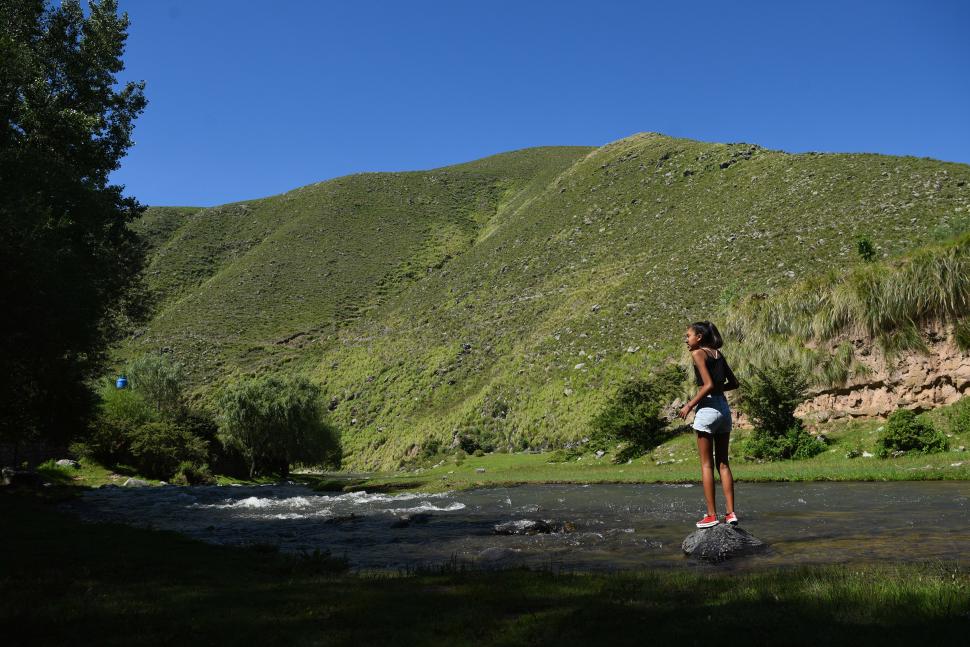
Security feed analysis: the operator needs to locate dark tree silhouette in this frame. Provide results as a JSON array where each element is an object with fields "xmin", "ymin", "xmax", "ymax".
[{"xmin": 0, "ymin": 0, "xmax": 147, "ymax": 457}]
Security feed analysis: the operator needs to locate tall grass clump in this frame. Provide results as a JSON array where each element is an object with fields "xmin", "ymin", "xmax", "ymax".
[
  {"xmin": 738, "ymin": 364, "xmax": 826, "ymax": 461},
  {"xmin": 723, "ymin": 233, "xmax": 970, "ymax": 388},
  {"xmin": 876, "ymin": 409, "xmax": 948, "ymax": 457},
  {"xmin": 589, "ymin": 364, "xmax": 684, "ymax": 461}
]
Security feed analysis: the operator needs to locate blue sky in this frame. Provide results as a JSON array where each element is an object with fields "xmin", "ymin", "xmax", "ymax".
[{"xmin": 111, "ymin": 0, "xmax": 970, "ymax": 207}]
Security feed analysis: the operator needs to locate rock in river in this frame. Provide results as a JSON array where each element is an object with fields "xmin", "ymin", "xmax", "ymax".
[
  {"xmin": 390, "ymin": 512, "xmax": 432, "ymax": 528},
  {"xmin": 493, "ymin": 519, "xmax": 575, "ymax": 535},
  {"xmin": 682, "ymin": 524, "xmax": 766, "ymax": 562}
]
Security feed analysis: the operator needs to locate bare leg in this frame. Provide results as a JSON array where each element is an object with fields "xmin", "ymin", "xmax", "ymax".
[
  {"xmin": 696, "ymin": 433, "xmax": 716, "ymax": 516},
  {"xmin": 714, "ymin": 432, "xmax": 735, "ymax": 514}
]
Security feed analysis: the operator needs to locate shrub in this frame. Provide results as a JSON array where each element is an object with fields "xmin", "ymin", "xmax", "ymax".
[
  {"xmin": 127, "ymin": 420, "xmax": 209, "ymax": 479},
  {"xmin": 590, "ymin": 364, "xmax": 684, "ymax": 455},
  {"xmin": 217, "ymin": 373, "xmax": 341, "ymax": 478},
  {"xmin": 454, "ymin": 426, "xmax": 498, "ymax": 454},
  {"xmin": 126, "ymin": 353, "xmax": 186, "ymax": 416},
  {"xmin": 420, "ymin": 438, "xmax": 442, "ymax": 459},
  {"xmin": 171, "ymin": 461, "xmax": 216, "ymax": 486},
  {"xmin": 877, "ymin": 409, "xmax": 948, "ymax": 457},
  {"xmin": 84, "ymin": 382, "xmax": 157, "ymax": 464},
  {"xmin": 857, "ymin": 237, "xmax": 876, "ymax": 262},
  {"xmin": 738, "ymin": 364, "xmax": 808, "ymax": 437},
  {"xmin": 547, "ymin": 447, "xmax": 582, "ymax": 463},
  {"xmin": 743, "ymin": 426, "xmax": 827, "ymax": 461},
  {"xmin": 737, "ymin": 364, "xmax": 825, "ymax": 461}
]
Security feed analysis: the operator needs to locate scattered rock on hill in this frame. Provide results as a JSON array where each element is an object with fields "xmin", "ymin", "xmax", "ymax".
[
  {"xmin": 56, "ymin": 459, "xmax": 80, "ymax": 469},
  {"xmin": 682, "ymin": 524, "xmax": 766, "ymax": 562}
]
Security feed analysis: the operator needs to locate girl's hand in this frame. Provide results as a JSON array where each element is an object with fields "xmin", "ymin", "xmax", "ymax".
[{"xmin": 678, "ymin": 404, "xmax": 692, "ymax": 419}]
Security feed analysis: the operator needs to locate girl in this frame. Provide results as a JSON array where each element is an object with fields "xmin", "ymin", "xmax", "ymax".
[{"xmin": 678, "ymin": 321, "xmax": 740, "ymax": 528}]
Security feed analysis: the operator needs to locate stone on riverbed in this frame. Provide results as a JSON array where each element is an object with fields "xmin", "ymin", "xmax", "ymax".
[
  {"xmin": 682, "ymin": 524, "xmax": 766, "ymax": 562},
  {"xmin": 476, "ymin": 547, "xmax": 521, "ymax": 566},
  {"xmin": 390, "ymin": 512, "xmax": 433, "ymax": 528},
  {"xmin": 493, "ymin": 519, "xmax": 575, "ymax": 535},
  {"xmin": 123, "ymin": 478, "xmax": 150, "ymax": 487}
]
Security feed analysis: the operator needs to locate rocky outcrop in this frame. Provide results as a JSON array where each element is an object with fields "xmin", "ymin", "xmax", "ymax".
[
  {"xmin": 798, "ymin": 324, "xmax": 970, "ymax": 423},
  {"xmin": 682, "ymin": 524, "xmax": 766, "ymax": 562}
]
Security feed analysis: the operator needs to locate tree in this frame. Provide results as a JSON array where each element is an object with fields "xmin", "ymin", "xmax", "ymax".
[
  {"xmin": 737, "ymin": 364, "xmax": 826, "ymax": 460},
  {"xmin": 589, "ymin": 364, "xmax": 685, "ymax": 459},
  {"xmin": 217, "ymin": 374, "xmax": 341, "ymax": 478},
  {"xmin": 0, "ymin": 0, "xmax": 147, "ymax": 455},
  {"xmin": 126, "ymin": 353, "xmax": 186, "ymax": 417}
]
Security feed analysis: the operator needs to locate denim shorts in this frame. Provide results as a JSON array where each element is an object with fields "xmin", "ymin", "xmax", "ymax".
[{"xmin": 692, "ymin": 394, "xmax": 732, "ymax": 435}]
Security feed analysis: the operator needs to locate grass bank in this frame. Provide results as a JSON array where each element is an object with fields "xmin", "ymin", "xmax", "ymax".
[
  {"xmin": 30, "ymin": 408, "xmax": 970, "ymax": 494},
  {"xmin": 347, "ymin": 418, "xmax": 970, "ymax": 493},
  {"xmin": 2, "ymin": 491, "xmax": 968, "ymax": 646}
]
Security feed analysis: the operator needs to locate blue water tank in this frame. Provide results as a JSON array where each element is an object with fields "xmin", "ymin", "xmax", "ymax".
[{"xmin": 116, "ymin": 376, "xmax": 128, "ymax": 389}]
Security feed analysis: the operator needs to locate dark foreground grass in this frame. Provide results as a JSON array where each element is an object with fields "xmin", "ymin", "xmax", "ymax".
[{"xmin": 2, "ymin": 490, "xmax": 968, "ymax": 646}]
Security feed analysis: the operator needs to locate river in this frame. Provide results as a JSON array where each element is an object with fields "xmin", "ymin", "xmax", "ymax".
[{"xmin": 65, "ymin": 481, "xmax": 970, "ymax": 570}]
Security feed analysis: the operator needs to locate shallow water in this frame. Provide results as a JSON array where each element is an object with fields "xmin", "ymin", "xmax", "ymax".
[{"xmin": 66, "ymin": 481, "xmax": 970, "ymax": 571}]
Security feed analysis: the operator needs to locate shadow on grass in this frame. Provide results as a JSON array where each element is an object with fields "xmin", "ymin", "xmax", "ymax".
[
  {"xmin": 614, "ymin": 424, "xmax": 696, "ymax": 464},
  {"xmin": 1, "ymin": 491, "xmax": 968, "ymax": 646}
]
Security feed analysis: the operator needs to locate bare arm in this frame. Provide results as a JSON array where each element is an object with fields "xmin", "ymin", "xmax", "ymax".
[
  {"xmin": 722, "ymin": 357, "xmax": 739, "ymax": 392},
  {"xmin": 679, "ymin": 349, "xmax": 715, "ymax": 418}
]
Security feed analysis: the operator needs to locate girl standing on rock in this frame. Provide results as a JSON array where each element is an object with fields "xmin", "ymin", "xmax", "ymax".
[{"xmin": 678, "ymin": 321, "xmax": 740, "ymax": 528}]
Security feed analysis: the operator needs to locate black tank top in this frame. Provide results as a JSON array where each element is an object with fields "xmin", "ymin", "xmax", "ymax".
[{"xmin": 693, "ymin": 349, "xmax": 728, "ymax": 394}]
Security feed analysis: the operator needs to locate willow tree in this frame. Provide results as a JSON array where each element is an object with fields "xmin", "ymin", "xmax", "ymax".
[
  {"xmin": 0, "ymin": 0, "xmax": 147, "ymax": 455},
  {"xmin": 217, "ymin": 374, "xmax": 341, "ymax": 478}
]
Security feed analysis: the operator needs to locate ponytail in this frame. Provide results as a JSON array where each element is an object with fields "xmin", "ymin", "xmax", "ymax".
[{"xmin": 690, "ymin": 320, "xmax": 723, "ymax": 349}]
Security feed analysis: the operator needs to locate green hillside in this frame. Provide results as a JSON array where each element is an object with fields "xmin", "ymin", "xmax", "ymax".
[{"xmin": 126, "ymin": 133, "xmax": 970, "ymax": 468}]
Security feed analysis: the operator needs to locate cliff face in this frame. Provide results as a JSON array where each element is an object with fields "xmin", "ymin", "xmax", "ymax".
[{"xmin": 797, "ymin": 324, "xmax": 970, "ymax": 423}]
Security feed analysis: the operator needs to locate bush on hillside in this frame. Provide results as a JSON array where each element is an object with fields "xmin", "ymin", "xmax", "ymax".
[
  {"xmin": 420, "ymin": 437, "xmax": 442, "ymax": 459},
  {"xmin": 454, "ymin": 425, "xmax": 498, "ymax": 454},
  {"xmin": 217, "ymin": 374, "xmax": 341, "ymax": 478},
  {"xmin": 876, "ymin": 409, "xmax": 948, "ymax": 457},
  {"xmin": 590, "ymin": 364, "xmax": 684, "ymax": 458},
  {"xmin": 738, "ymin": 364, "xmax": 825, "ymax": 460},
  {"xmin": 856, "ymin": 237, "xmax": 877, "ymax": 262}
]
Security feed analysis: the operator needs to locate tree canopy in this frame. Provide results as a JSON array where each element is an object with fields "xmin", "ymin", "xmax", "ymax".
[
  {"xmin": 0, "ymin": 0, "xmax": 147, "ymax": 452},
  {"xmin": 218, "ymin": 374, "xmax": 341, "ymax": 478}
]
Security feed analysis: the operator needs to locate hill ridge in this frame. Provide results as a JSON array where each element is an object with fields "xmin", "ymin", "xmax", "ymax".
[{"xmin": 125, "ymin": 134, "xmax": 970, "ymax": 468}]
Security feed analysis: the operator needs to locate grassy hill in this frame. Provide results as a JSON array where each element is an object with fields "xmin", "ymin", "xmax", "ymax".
[{"xmin": 125, "ymin": 133, "xmax": 970, "ymax": 468}]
